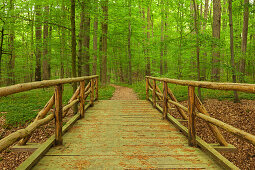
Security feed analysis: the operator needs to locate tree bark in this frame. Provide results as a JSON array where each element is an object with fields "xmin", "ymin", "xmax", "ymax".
[
  {"xmin": 211, "ymin": 0, "xmax": 221, "ymax": 81},
  {"xmin": 128, "ymin": 0, "xmax": 132, "ymax": 84},
  {"xmin": 101, "ymin": 0, "xmax": 108, "ymax": 85},
  {"xmin": 228, "ymin": 0, "xmax": 240, "ymax": 103},
  {"xmin": 35, "ymin": 4, "xmax": 42, "ymax": 81},
  {"xmin": 145, "ymin": 3, "xmax": 151, "ymax": 76},
  {"xmin": 92, "ymin": 0, "xmax": 98, "ymax": 75},
  {"xmin": 160, "ymin": 0, "xmax": 164, "ymax": 75},
  {"xmin": 83, "ymin": 0, "xmax": 90, "ymax": 77},
  {"xmin": 78, "ymin": 2, "xmax": 85, "ymax": 77},
  {"xmin": 240, "ymin": 0, "xmax": 249, "ymax": 82},
  {"xmin": 71, "ymin": 0, "xmax": 77, "ymax": 113},
  {"xmin": 43, "ymin": 5, "xmax": 50, "ymax": 80}
]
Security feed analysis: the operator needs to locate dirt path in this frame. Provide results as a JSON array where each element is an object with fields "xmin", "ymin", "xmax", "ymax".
[{"xmin": 110, "ymin": 84, "xmax": 138, "ymax": 100}]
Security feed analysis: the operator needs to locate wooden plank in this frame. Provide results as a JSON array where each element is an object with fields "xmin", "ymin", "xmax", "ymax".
[
  {"xmin": 11, "ymin": 143, "xmax": 40, "ymax": 152},
  {"xmin": 55, "ymin": 84, "xmax": 63, "ymax": 145},
  {"xmin": 16, "ymin": 112, "xmax": 81, "ymax": 170},
  {"xmin": 210, "ymin": 143, "xmax": 237, "ymax": 152},
  {"xmin": 188, "ymin": 86, "xmax": 196, "ymax": 147}
]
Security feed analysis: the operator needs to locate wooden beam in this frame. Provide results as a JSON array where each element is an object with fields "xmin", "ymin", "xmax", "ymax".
[
  {"xmin": 55, "ymin": 84, "xmax": 63, "ymax": 145},
  {"xmin": 153, "ymin": 79, "xmax": 156, "ymax": 107},
  {"xmin": 146, "ymin": 76, "xmax": 255, "ymax": 94},
  {"xmin": 188, "ymin": 86, "xmax": 196, "ymax": 147},
  {"xmin": 90, "ymin": 78, "xmax": 94, "ymax": 106},
  {"xmin": 95, "ymin": 77, "xmax": 98, "ymax": 100},
  {"xmin": 210, "ymin": 143, "xmax": 237, "ymax": 152},
  {"xmin": 163, "ymin": 81, "xmax": 168, "ymax": 119},
  {"xmin": 80, "ymin": 81, "xmax": 85, "ymax": 118},
  {"xmin": 146, "ymin": 78, "xmax": 149, "ymax": 100}
]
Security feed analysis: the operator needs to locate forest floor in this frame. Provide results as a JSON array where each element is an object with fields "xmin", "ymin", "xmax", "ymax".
[{"xmin": 0, "ymin": 84, "xmax": 255, "ymax": 169}]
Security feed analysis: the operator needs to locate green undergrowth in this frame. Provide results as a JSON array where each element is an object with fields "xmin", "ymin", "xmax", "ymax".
[
  {"xmin": 0, "ymin": 84, "xmax": 114, "ymax": 127},
  {"xmin": 121, "ymin": 81, "xmax": 255, "ymax": 102}
]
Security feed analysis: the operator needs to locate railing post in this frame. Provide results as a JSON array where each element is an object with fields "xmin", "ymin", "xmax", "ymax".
[
  {"xmin": 188, "ymin": 85, "xmax": 196, "ymax": 147},
  {"xmin": 90, "ymin": 78, "xmax": 94, "ymax": 106},
  {"xmin": 80, "ymin": 80, "xmax": 85, "ymax": 118},
  {"xmin": 55, "ymin": 84, "xmax": 63, "ymax": 145},
  {"xmin": 95, "ymin": 77, "xmax": 98, "ymax": 100},
  {"xmin": 153, "ymin": 79, "xmax": 156, "ymax": 107},
  {"xmin": 146, "ymin": 78, "xmax": 149, "ymax": 100},
  {"xmin": 163, "ymin": 81, "xmax": 168, "ymax": 119}
]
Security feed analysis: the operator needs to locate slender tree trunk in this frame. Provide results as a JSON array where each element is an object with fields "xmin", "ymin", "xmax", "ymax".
[
  {"xmin": 228, "ymin": 0, "xmax": 240, "ymax": 103},
  {"xmin": 128, "ymin": 0, "xmax": 132, "ymax": 84},
  {"xmin": 192, "ymin": 0, "xmax": 202, "ymax": 100},
  {"xmin": 35, "ymin": 4, "xmax": 42, "ymax": 81},
  {"xmin": 43, "ymin": 5, "xmax": 50, "ymax": 80},
  {"xmin": 160, "ymin": 0, "xmax": 164, "ymax": 75},
  {"xmin": 92, "ymin": 0, "xmax": 98, "ymax": 75},
  {"xmin": 0, "ymin": 28, "xmax": 4, "ymax": 83},
  {"xmin": 145, "ymin": 3, "xmax": 151, "ymax": 76},
  {"xmin": 71, "ymin": 0, "xmax": 77, "ymax": 114},
  {"xmin": 84, "ymin": 0, "xmax": 90, "ymax": 76},
  {"xmin": 240, "ymin": 0, "xmax": 249, "ymax": 82},
  {"xmin": 101, "ymin": 0, "xmax": 108, "ymax": 85},
  {"xmin": 7, "ymin": 0, "xmax": 15, "ymax": 85},
  {"xmin": 78, "ymin": 2, "xmax": 85, "ymax": 77},
  {"xmin": 211, "ymin": 0, "xmax": 221, "ymax": 81},
  {"xmin": 163, "ymin": 8, "xmax": 168, "ymax": 74},
  {"xmin": 29, "ymin": 11, "xmax": 34, "ymax": 82}
]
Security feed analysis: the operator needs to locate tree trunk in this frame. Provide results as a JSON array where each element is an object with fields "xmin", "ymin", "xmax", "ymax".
[
  {"xmin": 35, "ymin": 4, "xmax": 42, "ymax": 81},
  {"xmin": 145, "ymin": 3, "xmax": 151, "ymax": 76},
  {"xmin": 0, "ymin": 28, "xmax": 4, "ymax": 84},
  {"xmin": 160, "ymin": 0, "xmax": 164, "ymax": 75},
  {"xmin": 101, "ymin": 0, "xmax": 108, "ymax": 85},
  {"xmin": 127, "ymin": 0, "xmax": 132, "ymax": 84},
  {"xmin": 240, "ymin": 0, "xmax": 249, "ymax": 83},
  {"xmin": 78, "ymin": 2, "xmax": 85, "ymax": 77},
  {"xmin": 192, "ymin": 0, "xmax": 202, "ymax": 100},
  {"xmin": 83, "ymin": 0, "xmax": 90, "ymax": 77},
  {"xmin": 92, "ymin": 0, "xmax": 98, "ymax": 75},
  {"xmin": 228, "ymin": 0, "xmax": 240, "ymax": 103},
  {"xmin": 7, "ymin": 0, "xmax": 16, "ymax": 85},
  {"xmin": 43, "ymin": 5, "xmax": 50, "ymax": 80},
  {"xmin": 211, "ymin": 0, "xmax": 221, "ymax": 81},
  {"xmin": 71, "ymin": 0, "xmax": 77, "ymax": 114}
]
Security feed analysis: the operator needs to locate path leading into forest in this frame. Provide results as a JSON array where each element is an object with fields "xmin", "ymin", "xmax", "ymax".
[{"xmin": 110, "ymin": 84, "xmax": 138, "ymax": 100}]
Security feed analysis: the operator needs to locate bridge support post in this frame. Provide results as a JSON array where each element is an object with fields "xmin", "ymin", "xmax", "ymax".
[
  {"xmin": 55, "ymin": 84, "xmax": 63, "ymax": 145},
  {"xmin": 163, "ymin": 81, "xmax": 168, "ymax": 119},
  {"xmin": 90, "ymin": 78, "xmax": 94, "ymax": 106},
  {"xmin": 188, "ymin": 86, "xmax": 196, "ymax": 147},
  {"xmin": 95, "ymin": 77, "xmax": 98, "ymax": 100},
  {"xmin": 80, "ymin": 80, "xmax": 85, "ymax": 118},
  {"xmin": 146, "ymin": 78, "xmax": 149, "ymax": 100},
  {"xmin": 153, "ymin": 79, "xmax": 156, "ymax": 107}
]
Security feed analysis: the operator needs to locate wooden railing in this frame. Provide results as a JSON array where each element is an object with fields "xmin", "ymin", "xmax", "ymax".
[
  {"xmin": 0, "ymin": 75, "xmax": 99, "ymax": 152},
  {"xmin": 145, "ymin": 76, "xmax": 255, "ymax": 148}
]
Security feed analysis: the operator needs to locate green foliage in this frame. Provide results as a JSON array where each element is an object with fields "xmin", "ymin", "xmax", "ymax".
[{"xmin": 98, "ymin": 85, "xmax": 115, "ymax": 100}]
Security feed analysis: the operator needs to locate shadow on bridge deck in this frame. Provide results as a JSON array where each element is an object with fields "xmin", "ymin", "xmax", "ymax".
[{"xmin": 32, "ymin": 100, "xmax": 222, "ymax": 169}]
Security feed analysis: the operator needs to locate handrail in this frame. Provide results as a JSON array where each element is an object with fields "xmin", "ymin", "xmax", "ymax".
[
  {"xmin": 146, "ymin": 76, "xmax": 255, "ymax": 148},
  {"xmin": 0, "ymin": 75, "xmax": 98, "ymax": 97},
  {"xmin": 0, "ymin": 75, "xmax": 99, "ymax": 152},
  {"xmin": 146, "ymin": 76, "xmax": 255, "ymax": 93}
]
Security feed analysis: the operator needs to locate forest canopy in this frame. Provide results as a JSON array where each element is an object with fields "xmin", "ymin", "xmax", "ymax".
[{"xmin": 0, "ymin": 0, "xmax": 254, "ymax": 87}]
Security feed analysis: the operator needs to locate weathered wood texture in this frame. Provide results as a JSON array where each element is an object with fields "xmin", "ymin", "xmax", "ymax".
[
  {"xmin": 0, "ymin": 76, "xmax": 98, "ymax": 152},
  {"xmin": 146, "ymin": 76, "xmax": 255, "ymax": 93},
  {"xmin": 146, "ymin": 76, "xmax": 255, "ymax": 149},
  {"xmin": 0, "ymin": 75, "xmax": 98, "ymax": 97},
  {"xmin": 32, "ymin": 100, "xmax": 222, "ymax": 169},
  {"xmin": 188, "ymin": 86, "xmax": 196, "ymax": 147},
  {"xmin": 55, "ymin": 85, "xmax": 63, "ymax": 145}
]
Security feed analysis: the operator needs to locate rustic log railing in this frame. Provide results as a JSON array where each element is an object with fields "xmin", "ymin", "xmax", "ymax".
[
  {"xmin": 145, "ymin": 76, "xmax": 255, "ymax": 148},
  {"xmin": 0, "ymin": 75, "xmax": 99, "ymax": 152}
]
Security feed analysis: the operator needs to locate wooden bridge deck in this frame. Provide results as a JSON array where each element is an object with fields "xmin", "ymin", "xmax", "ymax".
[{"xmin": 33, "ymin": 100, "xmax": 222, "ymax": 169}]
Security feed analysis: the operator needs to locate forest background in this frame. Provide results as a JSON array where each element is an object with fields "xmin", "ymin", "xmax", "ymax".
[{"xmin": 0, "ymin": 0, "xmax": 254, "ymax": 91}]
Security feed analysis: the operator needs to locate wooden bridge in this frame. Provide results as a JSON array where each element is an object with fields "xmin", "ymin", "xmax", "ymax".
[{"xmin": 1, "ymin": 75, "xmax": 255, "ymax": 169}]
